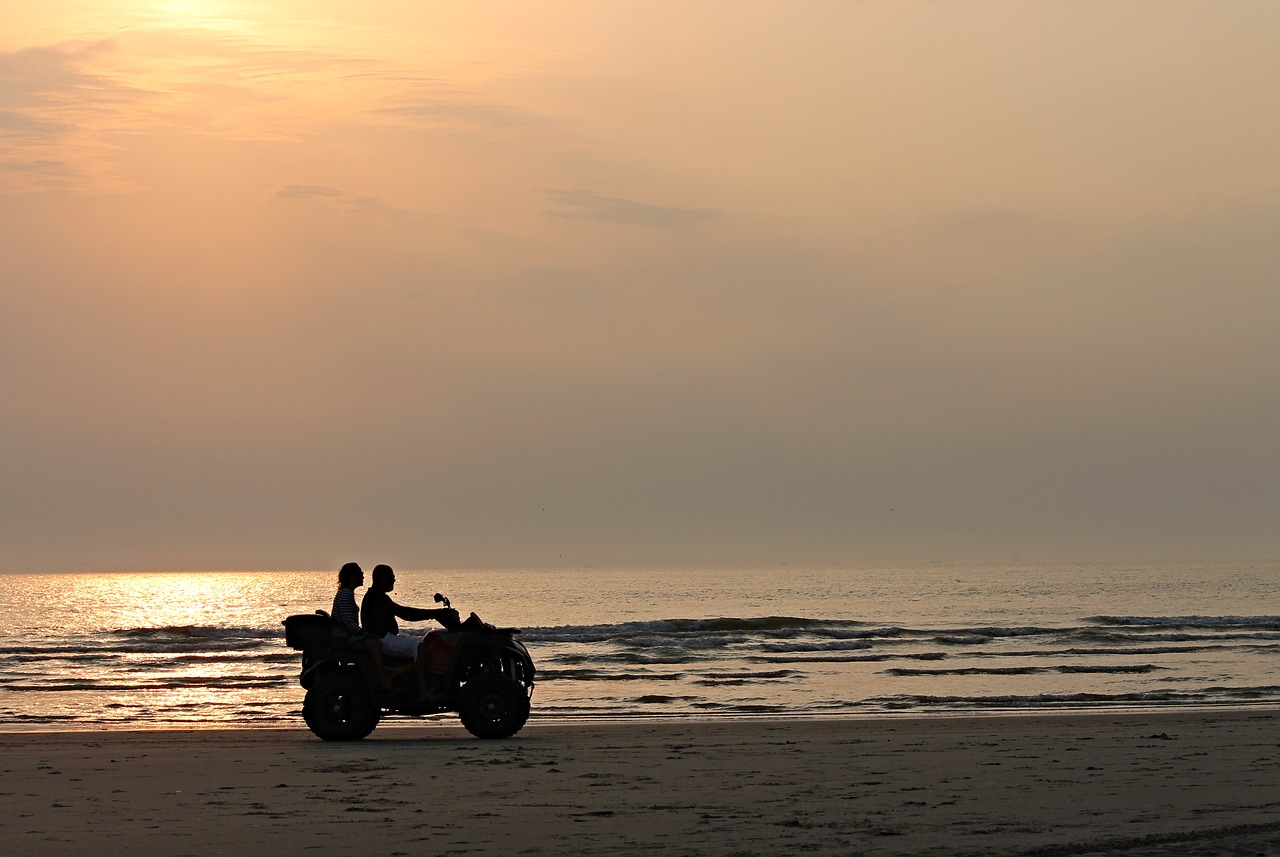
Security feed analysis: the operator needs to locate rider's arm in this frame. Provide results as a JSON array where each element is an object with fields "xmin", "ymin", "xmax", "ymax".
[
  {"xmin": 390, "ymin": 600, "xmax": 441, "ymax": 623},
  {"xmin": 390, "ymin": 600, "xmax": 458, "ymax": 627}
]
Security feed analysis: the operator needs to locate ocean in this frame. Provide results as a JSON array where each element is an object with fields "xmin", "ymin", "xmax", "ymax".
[{"xmin": 0, "ymin": 562, "xmax": 1276, "ymax": 731}]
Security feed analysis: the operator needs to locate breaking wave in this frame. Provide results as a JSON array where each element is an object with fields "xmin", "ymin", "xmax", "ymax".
[{"xmin": 4, "ymin": 566, "xmax": 1280, "ymax": 727}]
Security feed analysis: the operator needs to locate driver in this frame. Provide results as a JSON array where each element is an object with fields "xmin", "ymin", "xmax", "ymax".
[{"xmin": 361, "ymin": 564, "xmax": 458, "ymax": 698}]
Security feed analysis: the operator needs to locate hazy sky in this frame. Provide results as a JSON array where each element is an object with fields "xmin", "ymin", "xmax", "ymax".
[{"xmin": 3, "ymin": 1, "xmax": 1278, "ymax": 573}]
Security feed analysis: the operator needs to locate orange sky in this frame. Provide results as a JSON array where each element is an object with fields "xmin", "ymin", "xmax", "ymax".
[{"xmin": 3, "ymin": 1, "xmax": 1278, "ymax": 571}]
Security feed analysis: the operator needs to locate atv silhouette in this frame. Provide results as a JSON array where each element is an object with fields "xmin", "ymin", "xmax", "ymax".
[{"xmin": 283, "ymin": 594, "xmax": 534, "ymax": 741}]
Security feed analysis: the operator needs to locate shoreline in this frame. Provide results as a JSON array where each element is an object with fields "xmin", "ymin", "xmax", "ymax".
[
  {"xmin": 4, "ymin": 709, "xmax": 1278, "ymax": 855},
  {"xmin": 4, "ymin": 702, "xmax": 1279, "ymax": 735}
]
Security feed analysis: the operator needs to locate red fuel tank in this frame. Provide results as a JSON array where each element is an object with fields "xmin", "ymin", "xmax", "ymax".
[{"xmin": 421, "ymin": 630, "xmax": 458, "ymax": 675}]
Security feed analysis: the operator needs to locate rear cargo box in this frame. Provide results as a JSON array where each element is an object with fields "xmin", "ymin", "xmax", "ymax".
[{"xmin": 283, "ymin": 613, "xmax": 336, "ymax": 650}]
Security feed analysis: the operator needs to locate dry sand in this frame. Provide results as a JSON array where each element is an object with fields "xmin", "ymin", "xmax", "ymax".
[{"xmin": 2, "ymin": 711, "xmax": 1278, "ymax": 856}]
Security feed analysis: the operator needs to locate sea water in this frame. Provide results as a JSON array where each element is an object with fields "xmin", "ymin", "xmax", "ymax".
[{"xmin": 0, "ymin": 562, "xmax": 1276, "ymax": 730}]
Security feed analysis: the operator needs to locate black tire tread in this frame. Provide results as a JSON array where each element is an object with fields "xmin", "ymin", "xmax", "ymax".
[
  {"xmin": 458, "ymin": 674, "xmax": 530, "ymax": 739},
  {"xmin": 302, "ymin": 670, "xmax": 379, "ymax": 741}
]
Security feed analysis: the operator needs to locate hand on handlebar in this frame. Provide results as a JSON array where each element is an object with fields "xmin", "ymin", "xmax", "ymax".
[{"xmin": 435, "ymin": 608, "xmax": 460, "ymax": 629}]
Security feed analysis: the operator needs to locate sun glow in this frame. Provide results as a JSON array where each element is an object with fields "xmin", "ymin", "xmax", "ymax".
[
  {"xmin": 128, "ymin": 0, "xmax": 265, "ymax": 37},
  {"xmin": 150, "ymin": 0, "xmax": 233, "ymax": 24}
]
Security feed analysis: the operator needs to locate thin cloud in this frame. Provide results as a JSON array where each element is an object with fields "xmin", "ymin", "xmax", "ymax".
[
  {"xmin": 0, "ymin": 42, "xmax": 118, "ymax": 105},
  {"xmin": 0, "ymin": 158, "xmax": 71, "ymax": 178},
  {"xmin": 0, "ymin": 110, "xmax": 71, "ymax": 136},
  {"xmin": 373, "ymin": 90, "xmax": 546, "ymax": 131},
  {"xmin": 273, "ymin": 183, "xmax": 437, "ymax": 224},
  {"xmin": 275, "ymin": 183, "xmax": 350, "ymax": 199},
  {"xmin": 0, "ymin": 41, "xmax": 146, "ymax": 191},
  {"xmin": 1, "ymin": 23, "xmax": 556, "ymax": 193},
  {"xmin": 274, "ymin": 183, "xmax": 381, "ymax": 212},
  {"xmin": 543, "ymin": 189, "xmax": 719, "ymax": 227}
]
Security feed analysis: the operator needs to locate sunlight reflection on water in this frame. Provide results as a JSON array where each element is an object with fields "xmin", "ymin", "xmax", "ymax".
[{"xmin": 1, "ymin": 563, "xmax": 1278, "ymax": 730}]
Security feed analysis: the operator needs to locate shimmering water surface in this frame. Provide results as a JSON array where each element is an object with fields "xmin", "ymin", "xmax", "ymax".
[{"xmin": 0, "ymin": 563, "xmax": 1276, "ymax": 730}]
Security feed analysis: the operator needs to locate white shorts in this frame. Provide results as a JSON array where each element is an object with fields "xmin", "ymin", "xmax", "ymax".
[{"xmin": 379, "ymin": 632, "xmax": 420, "ymax": 660}]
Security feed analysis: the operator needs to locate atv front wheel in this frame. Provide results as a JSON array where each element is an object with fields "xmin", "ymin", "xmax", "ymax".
[
  {"xmin": 458, "ymin": 674, "xmax": 530, "ymax": 739},
  {"xmin": 302, "ymin": 670, "xmax": 379, "ymax": 741}
]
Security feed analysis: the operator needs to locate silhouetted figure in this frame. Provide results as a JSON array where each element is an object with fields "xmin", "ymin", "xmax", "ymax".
[
  {"xmin": 362, "ymin": 564, "xmax": 458, "ymax": 699},
  {"xmin": 331, "ymin": 561, "xmax": 388, "ymax": 689},
  {"xmin": 331, "ymin": 562, "xmax": 365, "ymax": 635}
]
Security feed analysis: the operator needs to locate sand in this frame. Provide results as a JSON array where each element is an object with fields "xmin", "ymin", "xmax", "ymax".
[{"xmin": 2, "ymin": 711, "xmax": 1278, "ymax": 856}]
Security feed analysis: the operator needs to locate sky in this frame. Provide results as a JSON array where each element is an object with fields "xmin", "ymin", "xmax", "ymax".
[{"xmin": 2, "ymin": 1, "xmax": 1278, "ymax": 573}]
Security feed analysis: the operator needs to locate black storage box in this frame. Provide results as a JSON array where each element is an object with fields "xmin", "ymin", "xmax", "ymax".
[{"xmin": 283, "ymin": 613, "xmax": 335, "ymax": 650}]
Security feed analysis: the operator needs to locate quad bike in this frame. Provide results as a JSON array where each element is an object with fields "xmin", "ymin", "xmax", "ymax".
[{"xmin": 283, "ymin": 593, "xmax": 535, "ymax": 741}]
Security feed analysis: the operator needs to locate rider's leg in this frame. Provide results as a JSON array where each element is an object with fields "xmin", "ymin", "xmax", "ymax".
[
  {"xmin": 362, "ymin": 637, "xmax": 390, "ymax": 689},
  {"xmin": 414, "ymin": 638, "xmax": 432, "ymax": 699}
]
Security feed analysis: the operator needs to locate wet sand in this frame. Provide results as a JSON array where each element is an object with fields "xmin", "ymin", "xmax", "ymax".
[{"xmin": 2, "ymin": 711, "xmax": 1278, "ymax": 856}]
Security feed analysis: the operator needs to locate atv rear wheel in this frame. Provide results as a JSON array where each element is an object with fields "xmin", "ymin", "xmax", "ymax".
[
  {"xmin": 458, "ymin": 674, "xmax": 530, "ymax": 739},
  {"xmin": 303, "ymin": 670, "xmax": 379, "ymax": 741}
]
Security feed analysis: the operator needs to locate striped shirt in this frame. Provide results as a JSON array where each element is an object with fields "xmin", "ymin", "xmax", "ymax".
[{"xmin": 331, "ymin": 587, "xmax": 361, "ymax": 635}]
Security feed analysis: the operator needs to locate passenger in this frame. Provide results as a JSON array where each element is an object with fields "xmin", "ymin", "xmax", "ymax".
[
  {"xmin": 331, "ymin": 562, "xmax": 365, "ymax": 635},
  {"xmin": 361, "ymin": 564, "xmax": 458, "ymax": 699},
  {"xmin": 330, "ymin": 562, "xmax": 388, "ymax": 690}
]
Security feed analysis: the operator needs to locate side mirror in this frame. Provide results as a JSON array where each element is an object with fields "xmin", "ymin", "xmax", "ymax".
[{"xmin": 434, "ymin": 592, "xmax": 451, "ymax": 608}]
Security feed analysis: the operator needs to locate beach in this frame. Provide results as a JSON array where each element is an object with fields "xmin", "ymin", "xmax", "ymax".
[{"xmin": 3, "ymin": 711, "xmax": 1278, "ymax": 857}]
